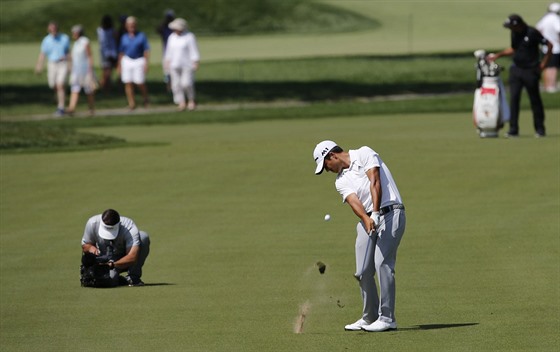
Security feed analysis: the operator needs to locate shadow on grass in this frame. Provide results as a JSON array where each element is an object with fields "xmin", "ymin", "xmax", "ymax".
[
  {"xmin": 0, "ymin": 80, "xmax": 472, "ymax": 109},
  {"xmin": 142, "ymin": 283, "xmax": 176, "ymax": 287},
  {"xmin": 197, "ymin": 81, "xmax": 472, "ymax": 102},
  {"xmin": 399, "ymin": 323, "xmax": 479, "ymax": 331}
]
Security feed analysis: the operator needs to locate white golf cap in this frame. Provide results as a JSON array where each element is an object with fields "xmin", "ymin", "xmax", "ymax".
[
  {"xmin": 313, "ymin": 140, "xmax": 338, "ymax": 175},
  {"xmin": 549, "ymin": 2, "xmax": 560, "ymax": 13},
  {"xmin": 98, "ymin": 221, "xmax": 120, "ymax": 240}
]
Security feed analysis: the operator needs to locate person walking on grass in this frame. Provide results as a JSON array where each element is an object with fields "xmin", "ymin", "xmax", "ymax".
[
  {"xmin": 97, "ymin": 15, "xmax": 119, "ymax": 90},
  {"xmin": 164, "ymin": 18, "xmax": 200, "ymax": 111},
  {"xmin": 156, "ymin": 9, "xmax": 176, "ymax": 91},
  {"xmin": 67, "ymin": 25, "xmax": 96, "ymax": 115},
  {"xmin": 536, "ymin": 3, "xmax": 560, "ymax": 93},
  {"xmin": 117, "ymin": 16, "xmax": 150, "ymax": 110},
  {"xmin": 35, "ymin": 21, "xmax": 70, "ymax": 117}
]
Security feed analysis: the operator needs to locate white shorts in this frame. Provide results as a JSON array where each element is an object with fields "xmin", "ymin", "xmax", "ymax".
[
  {"xmin": 120, "ymin": 56, "xmax": 146, "ymax": 84},
  {"xmin": 69, "ymin": 71, "xmax": 95, "ymax": 94},
  {"xmin": 47, "ymin": 61, "xmax": 68, "ymax": 88}
]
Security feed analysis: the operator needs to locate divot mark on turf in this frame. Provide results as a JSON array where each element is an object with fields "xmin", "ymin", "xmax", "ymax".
[{"xmin": 294, "ymin": 300, "xmax": 311, "ymax": 334}]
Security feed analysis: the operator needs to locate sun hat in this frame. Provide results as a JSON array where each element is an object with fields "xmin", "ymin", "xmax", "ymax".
[
  {"xmin": 168, "ymin": 18, "xmax": 187, "ymax": 32},
  {"xmin": 549, "ymin": 2, "xmax": 560, "ymax": 13},
  {"xmin": 313, "ymin": 140, "xmax": 338, "ymax": 175},
  {"xmin": 71, "ymin": 24, "xmax": 83, "ymax": 34}
]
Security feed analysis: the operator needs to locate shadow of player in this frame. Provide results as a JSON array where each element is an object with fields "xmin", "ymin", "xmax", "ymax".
[{"xmin": 399, "ymin": 323, "xmax": 479, "ymax": 331}]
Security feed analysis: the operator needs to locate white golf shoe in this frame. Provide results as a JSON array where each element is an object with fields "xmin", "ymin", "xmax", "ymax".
[
  {"xmin": 362, "ymin": 319, "xmax": 397, "ymax": 332},
  {"xmin": 344, "ymin": 319, "xmax": 370, "ymax": 331}
]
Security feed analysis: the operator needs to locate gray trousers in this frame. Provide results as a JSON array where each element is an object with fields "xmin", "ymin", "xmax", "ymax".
[
  {"xmin": 354, "ymin": 209, "xmax": 406, "ymax": 323},
  {"xmin": 109, "ymin": 231, "xmax": 151, "ymax": 282}
]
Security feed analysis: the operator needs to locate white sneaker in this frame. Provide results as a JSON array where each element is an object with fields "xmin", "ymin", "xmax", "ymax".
[
  {"xmin": 344, "ymin": 318, "xmax": 370, "ymax": 331},
  {"xmin": 362, "ymin": 319, "xmax": 397, "ymax": 332}
]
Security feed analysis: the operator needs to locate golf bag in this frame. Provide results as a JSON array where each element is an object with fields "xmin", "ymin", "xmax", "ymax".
[
  {"xmin": 472, "ymin": 49, "xmax": 510, "ymax": 138},
  {"xmin": 80, "ymin": 252, "xmax": 119, "ymax": 288}
]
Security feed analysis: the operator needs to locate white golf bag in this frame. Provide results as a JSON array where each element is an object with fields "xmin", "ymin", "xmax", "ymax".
[{"xmin": 472, "ymin": 50, "xmax": 510, "ymax": 138}]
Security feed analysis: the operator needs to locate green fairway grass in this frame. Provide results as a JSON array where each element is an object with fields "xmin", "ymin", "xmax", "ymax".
[
  {"xmin": 1, "ymin": 1, "xmax": 558, "ymax": 350},
  {"xmin": 1, "ymin": 111, "xmax": 558, "ymax": 351}
]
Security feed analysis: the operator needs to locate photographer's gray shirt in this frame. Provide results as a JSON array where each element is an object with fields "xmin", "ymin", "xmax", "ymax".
[{"xmin": 81, "ymin": 215, "xmax": 140, "ymax": 259}]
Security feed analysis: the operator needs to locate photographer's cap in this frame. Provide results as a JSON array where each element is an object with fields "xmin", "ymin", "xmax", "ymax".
[
  {"xmin": 313, "ymin": 140, "xmax": 337, "ymax": 175},
  {"xmin": 98, "ymin": 209, "xmax": 121, "ymax": 240},
  {"xmin": 99, "ymin": 221, "xmax": 120, "ymax": 240}
]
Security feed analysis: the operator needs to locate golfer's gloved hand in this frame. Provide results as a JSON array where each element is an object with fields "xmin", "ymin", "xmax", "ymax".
[{"xmin": 370, "ymin": 211, "xmax": 380, "ymax": 226}]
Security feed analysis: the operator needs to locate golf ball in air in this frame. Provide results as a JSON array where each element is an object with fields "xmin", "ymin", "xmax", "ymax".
[{"xmin": 324, "ymin": 214, "xmax": 331, "ymax": 221}]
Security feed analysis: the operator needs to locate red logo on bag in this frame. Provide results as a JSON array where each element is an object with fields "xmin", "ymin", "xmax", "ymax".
[{"xmin": 481, "ymin": 87, "xmax": 496, "ymax": 95}]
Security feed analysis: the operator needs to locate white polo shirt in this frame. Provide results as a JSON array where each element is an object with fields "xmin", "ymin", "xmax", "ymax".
[
  {"xmin": 537, "ymin": 12, "xmax": 560, "ymax": 54},
  {"xmin": 335, "ymin": 146, "xmax": 402, "ymax": 213}
]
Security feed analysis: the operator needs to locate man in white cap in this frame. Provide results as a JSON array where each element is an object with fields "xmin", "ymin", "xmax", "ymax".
[
  {"xmin": 313, "ymin": 140, "xmax": 406, "ymax": 332},
  {"xmin": 537, "ymin": 3, "xmax": 560, "ymax": 92},
  {"xmin": 81, "ymin": 209, "xmax": 150, "ymax": 286}
]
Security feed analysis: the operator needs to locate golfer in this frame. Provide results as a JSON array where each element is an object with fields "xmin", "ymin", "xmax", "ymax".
[{"xmin": 313, "ymin": 140, "xmax": 406, "ymax": 332}]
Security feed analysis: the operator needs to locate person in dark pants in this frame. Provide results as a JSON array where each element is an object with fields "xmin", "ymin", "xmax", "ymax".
[{"xmin": 488, "ymin": 14, "xmax": 552, "ymax": 138}]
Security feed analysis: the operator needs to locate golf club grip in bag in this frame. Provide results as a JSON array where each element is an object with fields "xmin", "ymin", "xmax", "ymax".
[{"xmin": 472, "ymin": 50, "xmax": 509, "ymax": 138}]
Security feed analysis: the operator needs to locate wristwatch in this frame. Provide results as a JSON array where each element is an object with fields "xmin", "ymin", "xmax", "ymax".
[{"xmin": 108, "ymin": 260, "xmax": 115, "ymax": 269}]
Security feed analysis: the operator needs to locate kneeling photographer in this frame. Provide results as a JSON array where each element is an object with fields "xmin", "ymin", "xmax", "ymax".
[{"xmin": 81, "ymin": 209, "xmax": 150, "ymax": 287}]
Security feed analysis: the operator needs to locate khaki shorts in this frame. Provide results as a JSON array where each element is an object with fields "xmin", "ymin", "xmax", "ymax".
[{"xmin": 47, "ymin": 61, "xmax": 69, "ymax": 88}]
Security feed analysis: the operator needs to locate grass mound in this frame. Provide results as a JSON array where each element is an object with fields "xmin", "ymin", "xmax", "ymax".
[
  {"xmin": 0, "ymin": 121, "xmax": 126, "ymax": 153},
  {"xmin": 0, "ymin": 0, "xmax": 377, "ymax": 42}
]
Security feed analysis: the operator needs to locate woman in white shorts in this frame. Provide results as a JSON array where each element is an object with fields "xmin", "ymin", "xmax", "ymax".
[{"xmin": 67, "ymin": 25, "xmax": 95, "ymax": 115}]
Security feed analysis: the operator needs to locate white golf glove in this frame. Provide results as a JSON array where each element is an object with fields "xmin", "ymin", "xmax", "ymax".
[{"xmin": 370, "ymin": 211, "xmax": 380, "ymax": 226}]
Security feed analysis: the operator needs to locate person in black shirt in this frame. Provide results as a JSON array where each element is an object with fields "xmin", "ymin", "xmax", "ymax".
[{"xmin": 488, "ymin": 14, "xmax": 552, "ymax": 137}]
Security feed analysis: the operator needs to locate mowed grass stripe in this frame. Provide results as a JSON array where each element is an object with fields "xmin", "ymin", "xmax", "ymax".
[{"xmin": 0, "ymin": 112, "xmax": 558, "ymax": 351}]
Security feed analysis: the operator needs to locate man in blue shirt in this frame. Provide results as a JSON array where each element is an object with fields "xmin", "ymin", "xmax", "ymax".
[
  {"xmin": 117, "ymin": 16, "xmax": 150, "ymax": 110},
  {"xmin": 35, "ymin": 21, "xmax": 70, "ymax": 116}
]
